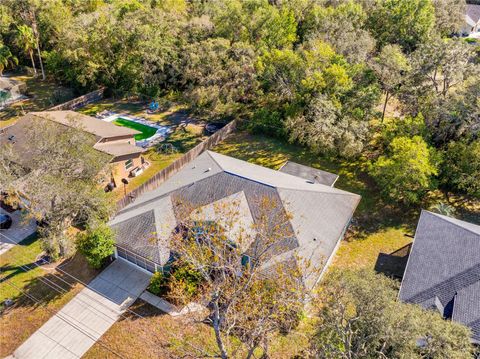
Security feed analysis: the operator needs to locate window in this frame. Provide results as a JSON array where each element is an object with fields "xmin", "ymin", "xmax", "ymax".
[{"xmin": 125, "ymin": 159, "xmax": 133, "ymax": 170}]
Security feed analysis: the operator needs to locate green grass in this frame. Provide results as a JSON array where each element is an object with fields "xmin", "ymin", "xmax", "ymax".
[
  {"xmin": 0, "ymin": 233, "xmax": 99, "ymax": 356},
  {"xmin": 115, "ymin": 151, "xmax": 182, "ymax": 200},
  {"xmin": 78, "ymin": 98, "xmax": 186, "ymax": 125},
  {"xmin": 0, "ymin": 233, "xmax": 42, "ymax": 302},
  {"xmin": 113, "ymin": 118, "xmax": 158, "ymax": 140}
]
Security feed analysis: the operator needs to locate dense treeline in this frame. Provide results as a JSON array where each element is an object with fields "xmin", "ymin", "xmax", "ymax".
[{"xmin": 1, "ymin": 0, "xmax": 479, "ymax": 205}]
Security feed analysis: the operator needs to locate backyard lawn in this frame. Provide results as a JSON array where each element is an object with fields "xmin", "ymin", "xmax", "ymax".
[
  {"xmin": 0, "ymin": 235, "xmax": 99, "ymax": 357},
  {"xmin": 214, "ymin": 131, "xmax": 480, "ymax": 272},
  {"xmin": 112, "ymin": 118, "xmax": 158, "ymax": 140},
  {"xmin": 0, "ymin": 73, "xmax": 75, "ymax": 125}
]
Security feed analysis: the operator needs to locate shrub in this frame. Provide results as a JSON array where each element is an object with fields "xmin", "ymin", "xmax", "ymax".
[
  {"xmin": 247, "ymin": 107, "xmax": 286, "ymax": 138},
  {"xmin": 170, "ymin": 262, "xmax": 203, "ymax": 300},
  {"xmin": 148, "ymin": 271, "xmax": 169, "ymax": 296},
  {"xmin": 148, "ymin": 262, "xmax": 203, "ymax": 304},
  {"xmin": 76, "ymin": 224, "xmax": 115, "ymax": 269},
  {"xmin": 441, "ymin": 139, "xmax": 480, "ymax": 198}
]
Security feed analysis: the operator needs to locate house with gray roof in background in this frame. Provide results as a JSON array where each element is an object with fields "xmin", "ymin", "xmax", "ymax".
[
  {"xmin": 399, "ymin": 210, "xmax": 480, "ymax": 343},
  {"xmin": 109, "ymin": 151, "xmax": 360, "ymax": 288}
]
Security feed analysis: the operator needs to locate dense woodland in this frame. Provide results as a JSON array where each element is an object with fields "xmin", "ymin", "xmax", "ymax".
[
  {"xmin": 1, "ymin": 1, "xmax": 480, "ymax": 357},
  {"xmin": 1, "ymin": 0, "xmax": 479, "ymax": 206}
]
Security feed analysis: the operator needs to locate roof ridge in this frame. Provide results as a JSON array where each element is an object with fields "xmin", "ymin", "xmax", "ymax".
[
  {"xmin": 277, "ymin": 186, "xmax": 361, "ymax": 198},
  {"xmin": 205, "ymin": 150, "xmax": 223, "ymax": 169},
  {"xmin": 423, "ymin": 210, "xmax": 480, "ymax": 237},
  {"xmin": 206, "ymin": 151, "xmax": 357, "ymax": 196}
]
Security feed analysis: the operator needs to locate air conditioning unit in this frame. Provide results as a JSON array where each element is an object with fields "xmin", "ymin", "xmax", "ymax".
[{"xmin": 130, "ymin": 166, "xmax": 144, "ymax": 177}]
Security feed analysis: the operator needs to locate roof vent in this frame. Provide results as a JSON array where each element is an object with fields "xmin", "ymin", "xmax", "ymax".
[
  {"xmin": 8, "ymin": 135, "xmax": 15, "ymax": 141},
  {"xmin": 313, "ymin": 237, "xmax": 317, "ymax": 241},
  {"xmin": 205, "ymin": 167, "xmax": 212, "ymax": 173},
  {"xmin": 306, "ymin": 180, "xmax": 315, "ymax": 184}
]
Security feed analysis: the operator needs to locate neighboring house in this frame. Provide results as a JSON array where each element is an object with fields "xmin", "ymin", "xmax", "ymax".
[
  {"xmin": 109, "ymin": 151, "xmax": 360, "ymax": 288},
  {"xmin": 0, "ymin": 111, "xmax": 146, "ymax": 189},
  {"xmin": 399, "ymin": 210, "xmax": 480, "ymax": 343},
  {"xmin": 463, "ymin": 4, "xmax": 480, "ymax": 36}
]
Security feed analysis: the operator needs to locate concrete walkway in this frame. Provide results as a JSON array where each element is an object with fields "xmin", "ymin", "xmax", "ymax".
[
  {"xmin": 9, "ymin": 259, "xmax": 151, "ymax": 359},
  {"xmin": 0, "ymin": 208, "xmax": 37, "ymax": 255}
]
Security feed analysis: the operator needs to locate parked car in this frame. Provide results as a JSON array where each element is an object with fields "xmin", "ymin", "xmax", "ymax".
[{"xmin": 0, "ymin": 213, "xmax": 12, "ymax": 229}]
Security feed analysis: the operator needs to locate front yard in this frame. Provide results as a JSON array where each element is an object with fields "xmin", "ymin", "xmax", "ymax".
[
  {"xmin": 0, "ymin": 235, "xmax": 99, "ymax": 357},
  {"xmin": 84, "ymin": 298, "xmax": 310, "ymax": 358}
]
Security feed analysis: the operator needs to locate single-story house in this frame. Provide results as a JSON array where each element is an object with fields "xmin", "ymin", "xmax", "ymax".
[
  {"xmin": 463, "ymin": 4, "xmax": 480, "ymax": 36},
  {"xmin": 0, "ymin": 111, "xmax": 146, "ymax": 189},
  {"xmin": 109, "ymin": 150, "xmax": 360, "ymax": 288},
  {"xmin": 399, "ymin": 210, "xmax": 480, "ymax": 343}
]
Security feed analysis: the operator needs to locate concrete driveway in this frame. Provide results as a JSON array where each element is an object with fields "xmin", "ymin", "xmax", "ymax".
[
  {"xmin": 0, "ymin": 208, "xmax": 37, "ymax": 255},
  {"xmin": 9, "ymin": 259, "xmax": 151, "ymax": 359}
]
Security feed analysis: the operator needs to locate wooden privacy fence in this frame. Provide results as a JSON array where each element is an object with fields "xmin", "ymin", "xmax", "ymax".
[
  {"xmin": 116, "ymin": 119, "xmax": 238, "ymax": 211},
  {"xmin": 49, "ymin": 88, "xmax": 105, "ymax": 111}
]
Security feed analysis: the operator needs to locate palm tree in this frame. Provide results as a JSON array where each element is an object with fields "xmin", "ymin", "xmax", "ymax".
[
  {"xmin": 0, "ymin": 43, "xmax": 18, "ymax": 76},
  {"xmin": 14, "ymin": 24, "xmax": 37, "ymax": 76}
]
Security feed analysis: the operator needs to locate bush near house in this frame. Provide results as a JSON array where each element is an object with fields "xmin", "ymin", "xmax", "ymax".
[
  {"xmin": 148, "ymin": 262, "xmax": 203, "ymax": 305},
  {"xmin": 76, "ymin": 224, "xmax": 115, "ymax": 269}
]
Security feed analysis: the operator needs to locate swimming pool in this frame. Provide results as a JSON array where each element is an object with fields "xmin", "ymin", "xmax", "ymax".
[{"xmin": 102, "ymin": 113, "xmax": 172, "ymax": 147}]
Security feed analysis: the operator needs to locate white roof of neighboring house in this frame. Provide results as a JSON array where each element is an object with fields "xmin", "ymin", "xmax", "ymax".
[{"xmin": 32, "ymin": 111, "xmax": 141, "ymax": 139}]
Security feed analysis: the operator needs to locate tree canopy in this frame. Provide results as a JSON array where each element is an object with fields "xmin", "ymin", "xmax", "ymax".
[{"xmin": 309, "ymin": 270, "xmax": 473, "ymax": 358}]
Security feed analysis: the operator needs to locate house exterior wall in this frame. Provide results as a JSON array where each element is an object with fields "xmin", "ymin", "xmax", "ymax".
[{"xmin": 111, "ymin": 155, "xmax": 143, "ymax": 186}]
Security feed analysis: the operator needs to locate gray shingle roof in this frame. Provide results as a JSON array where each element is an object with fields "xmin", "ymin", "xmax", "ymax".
[
  {"xmin": 278, "ymin": 161, "xmax": 339, "ymax": 187},
  {"xmin": 110, "ymin": 151, "xmax": 360, "ymax": 287},
  {"xmin": 399, "ymin": 210, "xmax": 480, "ymax": 343},
  {"xmin": 467, "ymin": 4, "xmax": 480, "ymax": 25}
]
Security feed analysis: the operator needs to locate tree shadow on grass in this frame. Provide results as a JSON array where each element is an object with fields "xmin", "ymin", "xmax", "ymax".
[
  {"xmin": 4, "ymin": 253, "xmax": 100, "ymax": 310},
  {"xmin": 0, "ymin": 262, "xmax": 38, "ymax": 284}
]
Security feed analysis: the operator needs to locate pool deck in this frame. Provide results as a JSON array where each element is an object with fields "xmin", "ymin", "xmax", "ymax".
[{"xmin": 102, "ymin": 113, "xmax": 172, "ymax": 147}]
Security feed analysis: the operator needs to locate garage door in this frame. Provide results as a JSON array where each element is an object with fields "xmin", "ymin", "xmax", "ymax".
[{"xmin": 116, "ymin": 245, "xmax": 157, "ymax": 273}]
